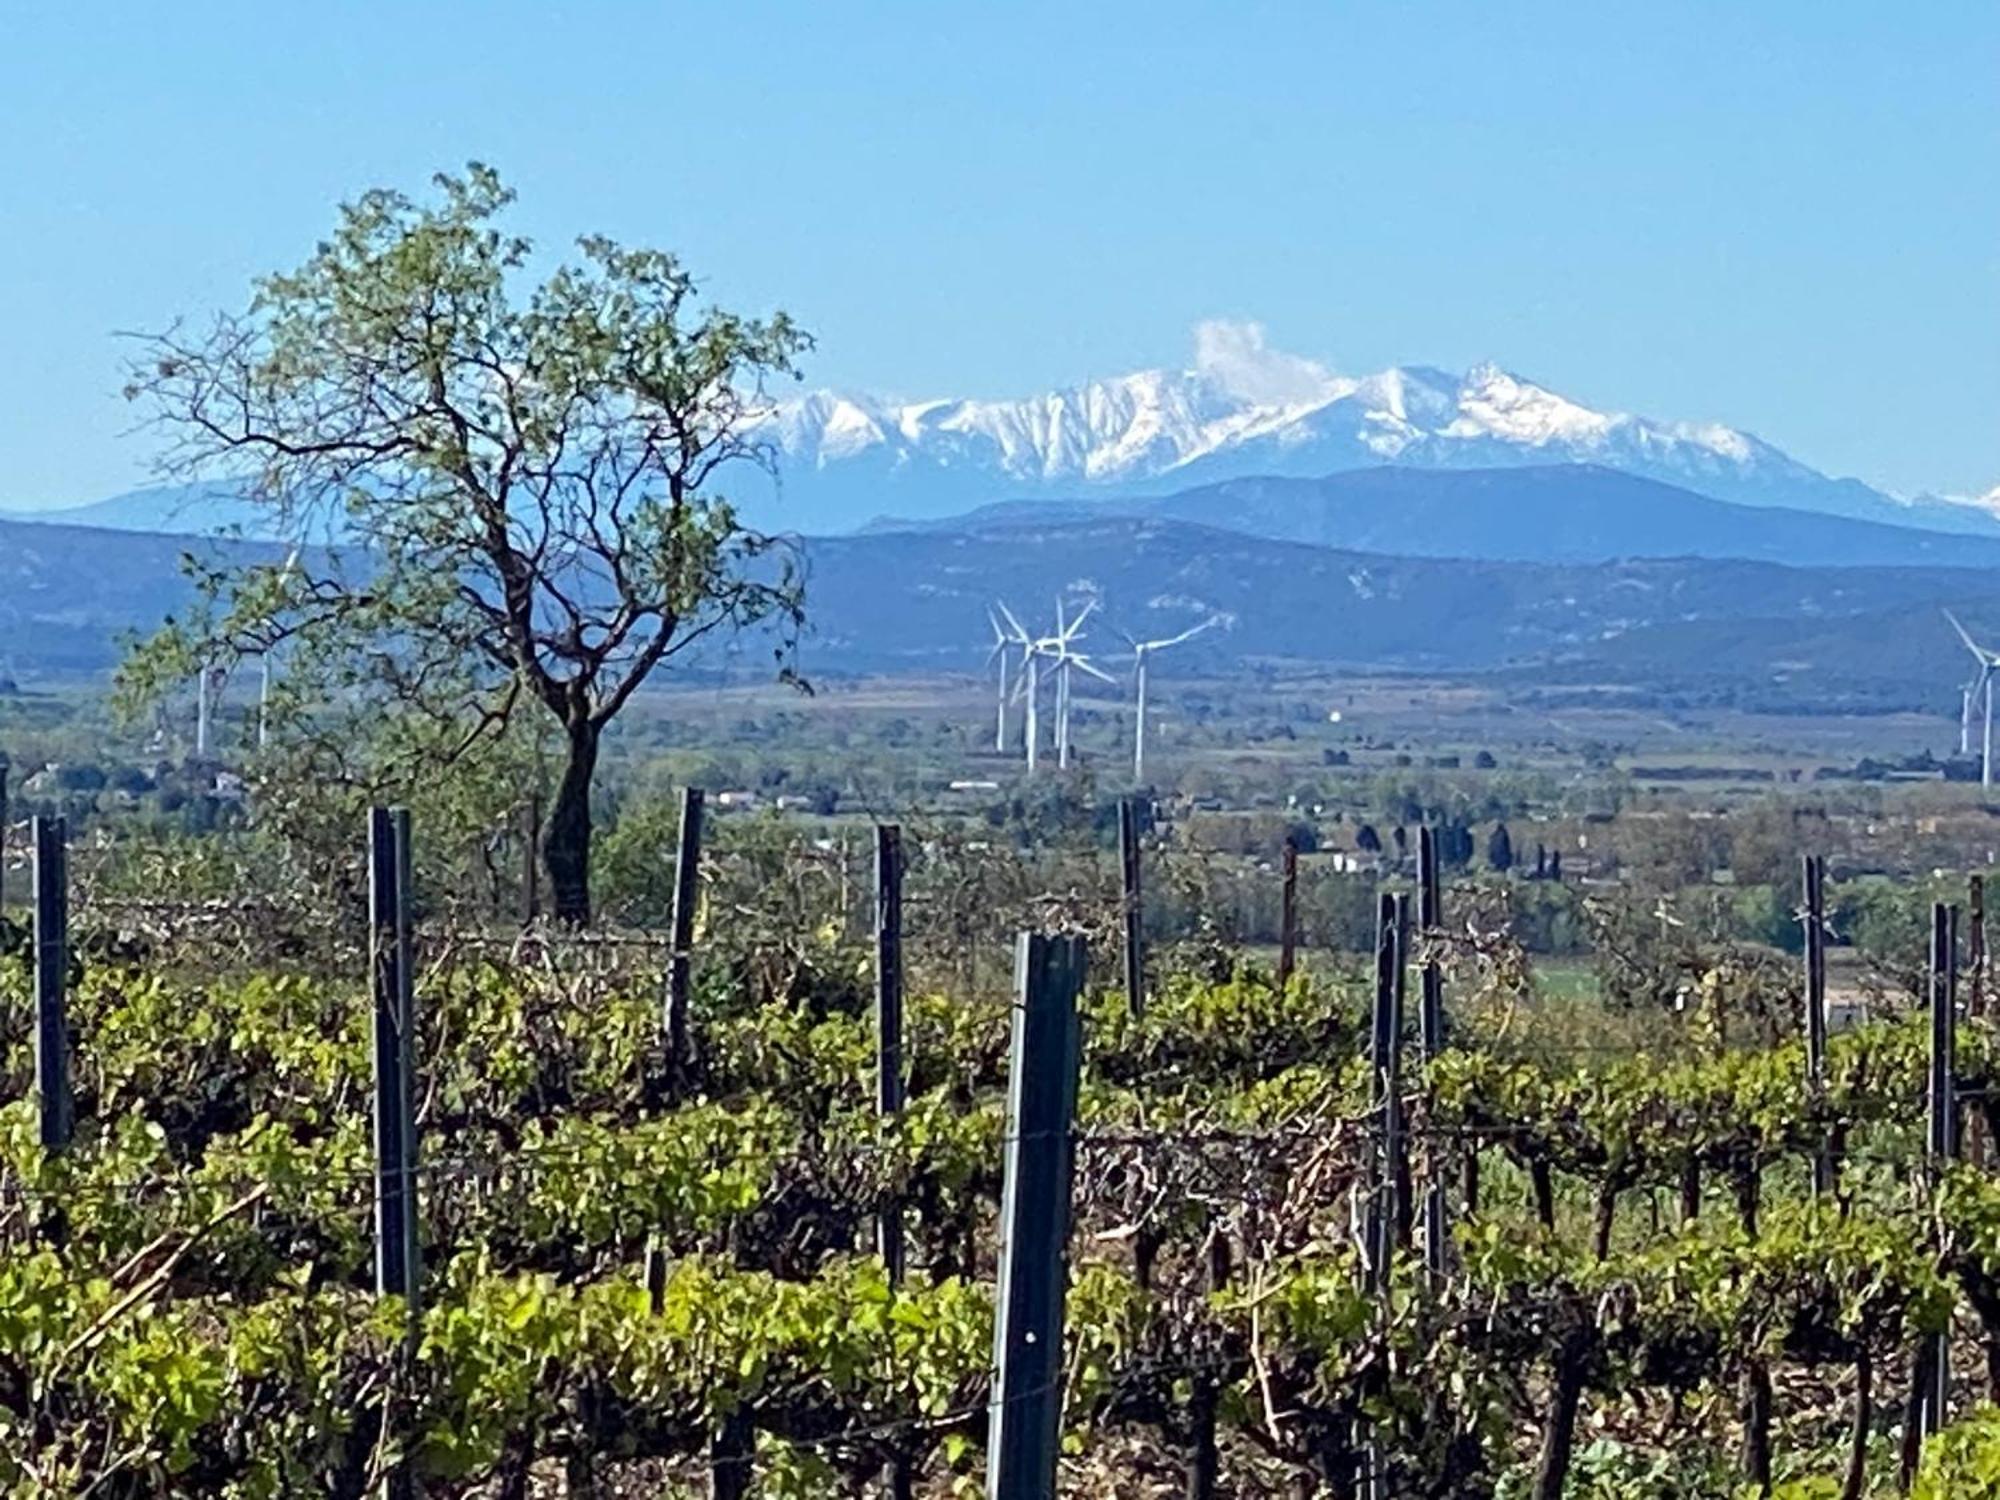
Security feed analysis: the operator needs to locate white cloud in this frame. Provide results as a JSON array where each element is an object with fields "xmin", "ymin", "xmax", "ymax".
[{"xmin": 1191, "ymin": 319, "xmax": 1339, "ymax": 407}]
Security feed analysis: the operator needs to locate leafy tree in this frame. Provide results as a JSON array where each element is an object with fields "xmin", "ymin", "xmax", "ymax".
[
  {"xmin": 118, "ymin": 166, "xmax": 810, "ymax": 921},
  {"xmin": 1488, "ymin": 821, "xmax": 1515, "ymax": 873},
  {"xmin": 1436, "ymin": 819, "xmax": 1475, "ymax": 868},
  {"xmin": 1355, "ymin": 823, "xmax": 1382, "ymax": 854}
]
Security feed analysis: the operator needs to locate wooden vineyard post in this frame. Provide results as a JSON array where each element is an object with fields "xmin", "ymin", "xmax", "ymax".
[
  {"xmin": 370, "ymin": 808, "xmax": 421, "ymax": 1319},
  {"xmin": 876, "ymin": 824, "xmax": 907, "ymax": 1275},
  {"xmin": 1119, "ymin": 796, "xmax": 1145, "ymax": 1018},
  {"xmin": 874, "ymin": 824, "xmax": 913, "ymax": 1500},
  {"xmin": 33, "ymin": 815, "xmax": 71, "ymax": 1152},
  {"xmin": 1391, "ymin": 894, "xmax": 1413, "ymax": 1251},
  {"xmin": 1276, "ymin": 834, "xmax": 1300, "ymax": 990},
  {"xmin": 1803, "ymin": 855, "xmax": 1834, "ymax": 1196},
  {"xmin": 1973, "ymin": 875, "xmax": 1989, "ymax": 1020},
  {"xmin": 1418, "ymin": 828, "xmax": 1448, "ymax": 1277},
  {"xmin": 0, "ymin": 753, "xmax": 11, "ymax": 915},
  {"xmin": 1362, "ymin": 892, "xmax": 1405, "ymax": 1500},
  {"xmin": 1924, "ymin": 902, "xmax": 1959, "ymax": 1440},
  {"xmin": 1365, "ymin": 892, "xmax": 1403, "ymax": 1286},
  {"xmin": 987, "ymin": 933, "xmax": 1086, "ymax": 1500},
  {"xmin": 1970, "ymin": 875, "xmax": 1989, "ymax": 1167},
  {"xmin": 664, "ymin": 786, "xmax": 705, "ymax": 1077},
  {"xmin": 520, "ymin": 790, "xmax": 541, "ymax": 924},
  {"xmin": 369, "ymin": 808, "xmax": 419, "ymax": 1500}
]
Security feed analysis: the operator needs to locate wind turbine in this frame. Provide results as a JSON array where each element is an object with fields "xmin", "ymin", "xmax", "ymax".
[
  {"xmin": 1052, "ymin": 645, "xmax": 1114, "ymax": 770},
  {"xmin": 260, "ymin": 543, "xmax": 303, "ymax": 751},
  {"xmin": 1047, "ymin": 598, "xmax": 1108, "ymax": 769},
  {"xmin": 997, "ymin": 597, "xmax": 1103, "ymax": 772},
  {"xmin": 1946, "ymin": 610, "xmax": 1998, "ymax": 788},
  {"xmin": 195, "ymin": 662, "xmax": 216, "ymax": 759},
  {"xmin": 985, "ymin": 607, "xmax": 1012, "ymax": 753},
  {"xmin": 995, "ymin": 601, "xmax": 1044, "ymax": 767},
  {"xmin": 1121, "ymin": 616, "xmax": 1221, "ymax": 783}
]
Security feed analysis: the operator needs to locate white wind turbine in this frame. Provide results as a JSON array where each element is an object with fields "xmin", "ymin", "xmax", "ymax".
[
  {"xmin": 1047, "ymin": 600, "xmax": 1113, "ymax": 769},
  {"xmin": 195, "ymin": 662, "xmax": 219, "ymax": 758},
  {"xmin": 1948, "ymin": 610, "xmax": 1999, "ymax": 788},
  {"xmin": 998, "ymin": 598, "xmax": 1104, "ymax": 772},
  {"xmin": 995, "ymin": 602, "xmax": 1050, "ymax": 772},
  {"xmin": 259, "ymin": 543, "xmax": 304, "ymax": 751},
  {"xmin": 985, "ymin": 607, "xmax": 1013, "ymax": 753},
  {"xmin": 1120, "ymin": 616, "xmax": 1221, "ymax": 783}
]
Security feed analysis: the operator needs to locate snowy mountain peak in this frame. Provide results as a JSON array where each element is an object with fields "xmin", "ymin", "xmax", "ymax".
[{"xmin": 752, "ymin": 321, "xmax": 1983, "ymax": 537}]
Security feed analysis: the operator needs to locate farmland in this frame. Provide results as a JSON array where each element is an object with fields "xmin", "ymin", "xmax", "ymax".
[{"xmin": 7, "ymin": 746, "xmax": 2000, "ymax": 1496}]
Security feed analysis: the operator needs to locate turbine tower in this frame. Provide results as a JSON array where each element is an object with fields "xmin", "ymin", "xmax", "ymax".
[
  {"xmin": 996, "ymin": 601, "xmax": 1045, "ymax": 767},
  {"xmin": 1121, "ymin": 616, "xmax": 1220, "ymax": 784},
  {"xmin": 1947, "ymin": 610, "xmax": 1999, "ymax": 788},
  {"xmin": 997, "ymin": 597, "xmax": 1103, "ymax": 772},
  {"xmin": 195, "ymin": 662, "xmax": 216, "ymax": 759},
  {"xmin": 259, "ymin": 543, "xmax": 303, "ymax": 752},
  {"xmin": 985, "ymin": 607, "xmax": 1013, "ymax": 753},
  {"xmin": 1046, "ymin": 598, "xmax": 1109, "ymax": 769}
]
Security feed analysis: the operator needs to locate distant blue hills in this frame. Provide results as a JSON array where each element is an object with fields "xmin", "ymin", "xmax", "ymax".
[
  {"xmin": 872, "ymin": 463, "xmax": 2000, "ymax": 570},
  {"xmin": 18, "ymin": 463, "xmax": 2000, "ymax": 570},
  {"xmin": 6, "ymin": 464, "xmax": 2000, "ymax": 712}
]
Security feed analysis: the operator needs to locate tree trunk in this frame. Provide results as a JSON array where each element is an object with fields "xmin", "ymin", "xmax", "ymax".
[
  {"xmin": 712, "ymin": 1407, "xmax": 754, "ymax": 1500},
  {"xmin": 1843, "ymin": 1349, "xmax": 1871, "ymax": 1500},
  {"xmin": 1185, "ymin": 1377, "xmax": 1219, "ymax": 1500},
  {"xmin": 1900, "ymin": 1338, "xmax": 1935, "ymax": 1491},
  {"xmin": 545, "ymin": 720, "xmax": 600, "ymax": 925},
  {"xmin": 1185, "ymin": 1225, "xmax": 1230, "ymax": 1500},
  {"xmin": 1680, "ymin": 1159, "xmax": 1701, "ymax": 1224},
  {"xmin": 1534, "ymin": 1324, "xmax": 1592, "ymax": 1500},
  {"xmin": 1734, "ymin": 1163, "xmax": 1761, "ymax": 1239},
  {"xmin": 1531, "ymin": 1159, "xmax": 1556, "ymax": 1230},
  {"xmin": 1593, "ymin": 1186, "xmax": 1619, "ymax": 1261},
  {"xmin": 1741, "ymin": 1360, "xmax": 1773, "ymax": 1495}
]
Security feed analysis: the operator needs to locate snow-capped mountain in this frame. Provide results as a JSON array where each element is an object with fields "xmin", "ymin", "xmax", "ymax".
[{"xmin": 755, "ymin": 321, "xmax": 1992, "ymax": 536}]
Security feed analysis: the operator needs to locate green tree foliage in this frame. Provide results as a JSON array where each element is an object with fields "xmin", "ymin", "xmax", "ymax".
[{"xmin": 116, "ymin": 166, "xmax": 810, "ymax": 921}]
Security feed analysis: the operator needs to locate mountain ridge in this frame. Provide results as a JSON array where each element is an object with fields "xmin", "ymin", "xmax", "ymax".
[
  {"xmin": 4, "ymin": 510, "xmax": 1996, "ymax": 713},
  {"xmin": 869, "ymin": 464, "xmax": 2000, "ymax": 569},
  {"xmin": 749, "ymin": 323, "xmax": 1996, "ymax": 535}
]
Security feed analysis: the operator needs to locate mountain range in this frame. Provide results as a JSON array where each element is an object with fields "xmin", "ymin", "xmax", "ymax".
[
  {"xmin": 10, "ymin": 324, "xmax": 1993, "ymax": 541},
  {"xmin": 6, "ymin": 324, "xmax": 1999, "ymax": 715},
  {"xmin": 754, "ymin": 323, "xmax": 1994, "ymax": 535},
  {"xmin": 6, "ymin": 510, "xmax": 1999, "ymax": 716},
  {"xmin": 876, "ymin": 465, "xmax": 2000, "ymax": 570}
]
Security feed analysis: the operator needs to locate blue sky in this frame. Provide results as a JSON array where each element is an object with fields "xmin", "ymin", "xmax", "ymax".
[{"xmin": 2, "ymin": 1, "xmax": 1994, "ymax": 508}]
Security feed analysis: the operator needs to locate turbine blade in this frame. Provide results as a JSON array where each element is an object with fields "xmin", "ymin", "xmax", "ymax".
[
  {"xmin": 1072, "ymin": 655, "xmax": 1116, "ymax": 685},
  {"xmin": 1946, "ymin": 609, "xmax": 1987, "ymax": 659},
  {"xmin": 997, "ymin": 600, "xmax": 1029, "ymax": 640}
]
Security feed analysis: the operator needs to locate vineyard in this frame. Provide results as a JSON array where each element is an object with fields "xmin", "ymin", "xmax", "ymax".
[{"xmin": 10, "ymin": 808, "xmax": 2000, "ymax": 1498}]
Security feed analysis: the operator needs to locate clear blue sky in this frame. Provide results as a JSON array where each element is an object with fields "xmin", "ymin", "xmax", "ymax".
[{"xmin": 3, "ymin": 0, "xmax": 1994, "ymax": 508}]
